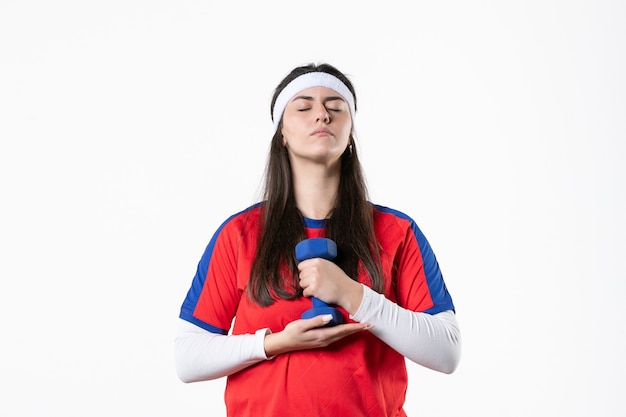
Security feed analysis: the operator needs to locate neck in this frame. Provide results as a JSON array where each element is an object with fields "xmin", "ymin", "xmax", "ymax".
[{"xmin": 292, "ymin": 162, "xmax": 340, "ymax": 220}]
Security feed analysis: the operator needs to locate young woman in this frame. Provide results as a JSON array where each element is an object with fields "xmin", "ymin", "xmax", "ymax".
[{"xmin": 175, "ymin": 63, "xmax": 461, "ymax": 417}]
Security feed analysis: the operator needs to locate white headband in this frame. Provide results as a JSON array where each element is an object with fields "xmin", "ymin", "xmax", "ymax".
[{"xmin": 272, "ymin": 72, "xmax": 356, "ymax": 133}]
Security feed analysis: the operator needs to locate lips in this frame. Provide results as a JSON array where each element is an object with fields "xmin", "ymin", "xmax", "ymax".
[{"xmin": 311, "ymin": 128, "xmax": 332, "ymax": 136}]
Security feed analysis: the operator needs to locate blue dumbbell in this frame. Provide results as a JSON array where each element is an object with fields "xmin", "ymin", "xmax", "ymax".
[{"xmin": 296, "ymin": 237, "xmax": 344, "ymax": 326}]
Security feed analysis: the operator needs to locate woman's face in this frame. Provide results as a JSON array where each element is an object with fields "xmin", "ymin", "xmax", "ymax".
[{"xmin": 280, "ymin": 86, "xmax": 352, "ymax": 167}]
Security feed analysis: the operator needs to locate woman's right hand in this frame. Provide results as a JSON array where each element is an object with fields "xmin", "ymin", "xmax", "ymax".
[{"xmin": 263, "ymin": 314, "xmax": 372, "ymax": 357}]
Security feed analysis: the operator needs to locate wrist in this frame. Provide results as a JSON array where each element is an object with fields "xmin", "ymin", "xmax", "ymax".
[
  {"xmin": 263, "ymin": 330, "xmax": 286, "ymax": 357},
  {"xmin": 341, "ymin": 280, "xmax": 364, "ymax": 316}
]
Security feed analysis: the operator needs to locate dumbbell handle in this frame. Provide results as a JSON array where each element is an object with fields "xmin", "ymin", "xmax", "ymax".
[{"xmin": 295, "ymin": 237, "xmax": 344, "ymax": 326}]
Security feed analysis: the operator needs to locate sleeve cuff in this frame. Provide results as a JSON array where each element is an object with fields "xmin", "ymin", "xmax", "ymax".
[
  {"xmin": 350, "ymin": 284, "xmax": 374, "ymax": 322},
  {"xmin": 255, "ymin": 328, "xmax": 275, "ymax": 360}
]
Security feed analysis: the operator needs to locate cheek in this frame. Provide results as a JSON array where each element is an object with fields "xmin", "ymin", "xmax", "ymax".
[
  {"xmin": 280, "ymin": 116, "xmax": 300, "ymax": 139},
  {"xmin": 280, "ymin": 122, "xmax": 291, "ymax": 142},
  {"xmin": 280, "ymin": 125, "xmax": 292, "ymax": 144},
  {"xmin": 339, "ymin": 123, "xmax": 353, "ymax": 143}
]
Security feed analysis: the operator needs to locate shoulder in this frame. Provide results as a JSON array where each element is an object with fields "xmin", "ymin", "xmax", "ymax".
[
  {"xmin": 372, "ymin": 204, "xmax": 414, "ymax": 222},
  {"xmin": 372, "ymin": 204, "xmax": 417, "ymax": 229},
  {"xmin": 213, "ymin": 203, "xmax": 263, "ymax": 239},
  {"xmin": 371, "ymin": 204, "xmax": 429, "ymax": 241}
]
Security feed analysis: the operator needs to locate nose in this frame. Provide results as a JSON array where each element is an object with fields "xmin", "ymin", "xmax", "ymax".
[{"xmin": 316, "ymin": 106, "xmax": 330, "ymax": 124}]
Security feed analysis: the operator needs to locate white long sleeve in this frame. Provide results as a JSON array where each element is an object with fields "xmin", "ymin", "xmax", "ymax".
[
  {"xmin": 174, "ymin": 320, "xmax": 270, "ymax": 383},
  {"xmin": 175, "ymin": 286, "xmax": 461, "ymax": 383},
  {"xmin": 351, "ymin": 284, "xmax": 461, "ymax": 374}
]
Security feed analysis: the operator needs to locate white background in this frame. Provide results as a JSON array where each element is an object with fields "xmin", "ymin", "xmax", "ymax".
[{"xmin": 1, "ymin": 1, "xmax": 624, "ymax": 416}]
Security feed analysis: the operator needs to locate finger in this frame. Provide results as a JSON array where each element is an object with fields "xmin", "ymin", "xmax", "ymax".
[
  {"xmin": 333, "ymin": 322, "xmax": 374, "ymax": 334},
  {"xmin": 297, "ymin": 259, "xmax": 313, "ymax": 271},
  {"xmin": 316, "ymin": 314, "xmax": 334, "ymax": 327},
  {"xmin": 317, "ymin": 323, "xmax": 375, "ymax": 343},
  {"xmin": 299, "ymin": 314, "xmax": 339, "ymax": 330}
]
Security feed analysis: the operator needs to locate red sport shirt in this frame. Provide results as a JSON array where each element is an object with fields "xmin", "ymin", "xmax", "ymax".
[{"xmin": 179, "ymin": 203, "xmax": 455, "ymax": 417}]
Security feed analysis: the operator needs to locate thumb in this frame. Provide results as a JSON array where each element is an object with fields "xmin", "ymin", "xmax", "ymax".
[{"xmin": 303, "ymin": 314, "xmax": 334, "ymax": 330}]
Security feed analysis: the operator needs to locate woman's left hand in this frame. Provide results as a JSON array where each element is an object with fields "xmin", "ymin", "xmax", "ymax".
[{"xmin": 297, "ymin": 258, "xmax": 363, "ymax": 315}]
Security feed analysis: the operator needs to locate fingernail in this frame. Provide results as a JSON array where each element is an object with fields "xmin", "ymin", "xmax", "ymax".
[{"xmin": 321, "ymin": 314, "xmax": 333, "ymax": 323}]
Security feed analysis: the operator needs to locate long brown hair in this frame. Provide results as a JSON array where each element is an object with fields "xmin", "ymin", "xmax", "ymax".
[{"xmin": 248, "ymin": 63, "xmax": 383, "ymax": 306}]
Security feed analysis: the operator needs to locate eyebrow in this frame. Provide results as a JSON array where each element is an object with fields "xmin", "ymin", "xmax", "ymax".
[{"xmin": 291, "ymin": 95, "xmax": 346, "ymax": 104}]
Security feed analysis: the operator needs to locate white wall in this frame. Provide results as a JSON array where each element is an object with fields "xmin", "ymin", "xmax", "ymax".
[{"xmin": 1, "ymin": 1, "xmax": 624, "ymax": 416}]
